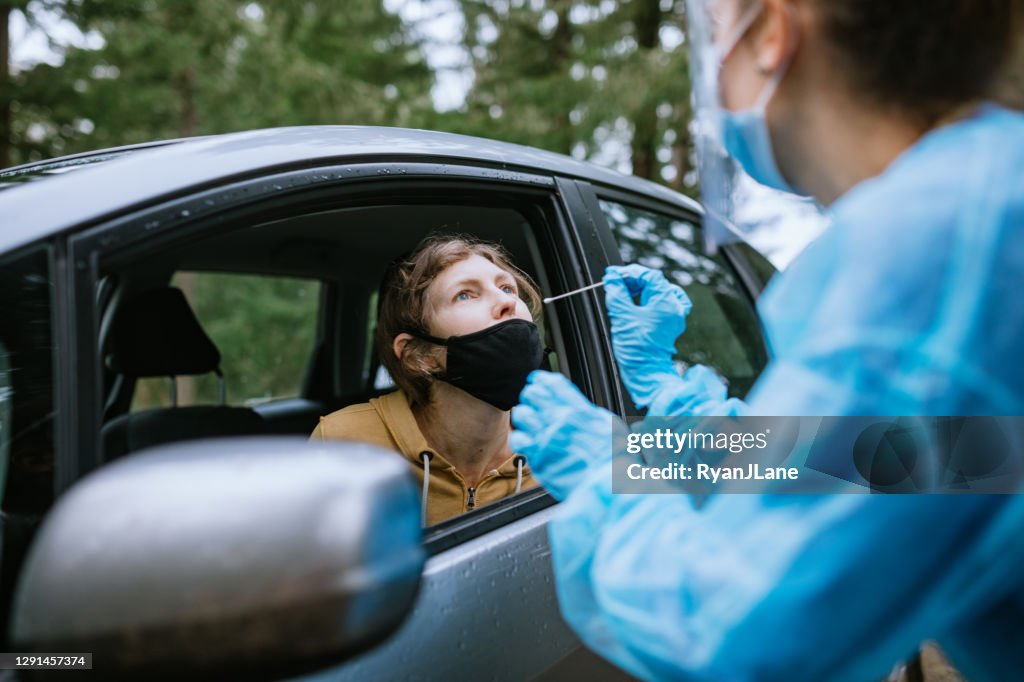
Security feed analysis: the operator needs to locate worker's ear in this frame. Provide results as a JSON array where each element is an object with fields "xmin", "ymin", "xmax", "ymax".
[{"xmin": 752, "ymin": 0, "xmax": 801, "ymax": 73}]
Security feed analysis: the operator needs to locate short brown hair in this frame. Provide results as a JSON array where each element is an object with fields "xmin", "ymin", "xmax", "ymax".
[
  {"xmin": 807, "ymin": 0, "xmax": 1023, "ymax": 126},
  {"xmin": 375, "ymin": 234, "xmax": 542, "ymax": 408}
]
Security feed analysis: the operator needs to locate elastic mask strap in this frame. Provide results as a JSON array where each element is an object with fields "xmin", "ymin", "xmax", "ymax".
[
  {"xmin": 410, "ymin": 331, "xmax": 449, "ymax": 346},
  {"xmin": 406, "ymin": 331, "xmax": 449, "ymax": 381},
  {"xmin": 752, "ymin": 54, "xmax": 789, "ymax": 112},
  {"xmin": 716, "ymin": 0, "xmax": 763, "ymax": 62}
]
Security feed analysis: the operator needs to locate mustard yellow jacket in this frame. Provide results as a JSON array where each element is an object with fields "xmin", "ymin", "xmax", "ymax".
[{"xmin": 310, "ymin": 390, "xmax": 536, "ymax": 526}]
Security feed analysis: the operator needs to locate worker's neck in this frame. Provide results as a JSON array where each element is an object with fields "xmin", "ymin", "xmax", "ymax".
[{"xmin": 783, "ymin": 93, "xmax": 929, "ymax": 207}]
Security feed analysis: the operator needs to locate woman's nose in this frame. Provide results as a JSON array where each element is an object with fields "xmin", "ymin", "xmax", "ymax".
[{"xmin": 493, "ymin": 290, "xmax": 517, "ymax": 319}]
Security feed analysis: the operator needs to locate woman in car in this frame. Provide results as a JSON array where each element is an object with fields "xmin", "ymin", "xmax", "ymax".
[{"xmin": 311, "ymin": 234, "xmax": 545, "ymax": 525}]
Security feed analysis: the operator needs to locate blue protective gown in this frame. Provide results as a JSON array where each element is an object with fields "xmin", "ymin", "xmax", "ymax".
[{"xmin": 548, "ymin": 103, "xmax": 1024, "ymax": 681}]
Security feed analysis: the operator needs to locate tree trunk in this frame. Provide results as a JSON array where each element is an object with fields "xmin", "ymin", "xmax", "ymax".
[
  {"xmin": 670, "ymin": 102, "xmax": 692, "ymax": 192},
  {"xmin": 1, "ymin": 4, "xmax": 12, "ymax": 169},
  {"xmin": 630, "ymin": 0, "xmax": 661, "ymax": 180},
  {"xmin": 179, "ymin": 65, "xmax": 197, "ymax": 137},
  {"xmin": 631, "ymin": 107, "xmax": 658, "ymax": 180},
  {"xmin": 552, "ymin": 0, "xmax": 574, "ymax": 155}
]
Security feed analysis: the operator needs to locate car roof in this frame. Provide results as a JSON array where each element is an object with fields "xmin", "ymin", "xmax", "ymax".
[{"xmin": 0, "ymin": 126, "xmax": 702, "ymax": 255}]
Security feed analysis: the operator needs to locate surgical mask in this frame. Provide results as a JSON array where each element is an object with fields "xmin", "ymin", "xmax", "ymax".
[
  {"xmin": 715, "ymin": 2, "xmax": 802, "ymax": 195},
  {"xmin": 414, "ymin": 318, "xmax": 547, "ymax": 411}
]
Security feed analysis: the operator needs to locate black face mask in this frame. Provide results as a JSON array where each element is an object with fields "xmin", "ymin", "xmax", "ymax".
[{"xmin": 414, "ymin": 318, "xmax": 547, "ymax": 411}]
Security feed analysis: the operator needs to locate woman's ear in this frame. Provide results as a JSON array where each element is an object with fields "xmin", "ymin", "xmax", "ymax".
[
  {"xmin": 394, "ymin": 333, "xmax": 444, "ymax": 373},
  {"xmin": 393, "ymin": 333, "xmax": 414, "ymax": 362}
]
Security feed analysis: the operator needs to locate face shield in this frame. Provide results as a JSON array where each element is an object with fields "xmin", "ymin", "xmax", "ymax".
[{"xmin": 684, "ymin": 0, "xmax": 827, "ymax": 261}]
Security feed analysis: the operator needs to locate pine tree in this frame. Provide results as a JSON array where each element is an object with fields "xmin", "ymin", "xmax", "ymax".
[
  {"xmin": 6, "ymin": 0, "xmax": 435, "ymax": 162},
  {"xmin": 444, "ymin": 0, "xmax": 694, "ymax": 191}
]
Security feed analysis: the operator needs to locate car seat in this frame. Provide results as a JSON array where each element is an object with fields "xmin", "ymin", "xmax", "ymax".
[{"xmin": 101, "ymin": 287, "xmax": 265, "ymax": 460}]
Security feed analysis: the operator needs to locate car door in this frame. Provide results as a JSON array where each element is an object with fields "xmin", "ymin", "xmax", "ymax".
[
  {"xmin": 44, "ymin": 154, "xmax": 631, "ymax": 680},
  {"xmin": 0, "ymin": 143, "xmax": 773, "ymax": 679},
  {"xmin": 0, "ymin": 244, "xmax": 61, "ymax": 646}
]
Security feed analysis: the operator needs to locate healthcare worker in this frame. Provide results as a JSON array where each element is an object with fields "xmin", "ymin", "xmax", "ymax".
[{"xmin": 509, "ymin": 0, "xmax": 1024, "ymax": 680}]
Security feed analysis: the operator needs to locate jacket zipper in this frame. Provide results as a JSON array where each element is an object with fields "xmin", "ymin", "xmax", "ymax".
[{"xmin": 465, "ymin": 469, "xmax": 505, "ymax": 512}]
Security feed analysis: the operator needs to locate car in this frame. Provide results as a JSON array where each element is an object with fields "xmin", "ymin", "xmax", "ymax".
[{"xmin": 0, "ymin": 126, "xmax": 775, "ymax": 680}]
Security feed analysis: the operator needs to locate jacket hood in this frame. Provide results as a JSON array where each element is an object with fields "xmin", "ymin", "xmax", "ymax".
[{"xmin": 370, "ymin": 390, "xmax": 531, "ymax": 477}]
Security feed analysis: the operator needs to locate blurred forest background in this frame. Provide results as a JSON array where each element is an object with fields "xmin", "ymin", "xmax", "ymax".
[
  {"xmin": 2, "ymin": 0, "xmax": 1023, "ymax": 408},
  {"xmin": 3, "ymin": 0, "xmax": 1024, "ymax": 186},
  {"xmin": 1, "ymin": 0, "xmax": 700, "ymax": 191}
]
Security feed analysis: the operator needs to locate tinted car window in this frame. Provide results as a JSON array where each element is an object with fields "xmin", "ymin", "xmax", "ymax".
[
  {"xmin": 0, "ymin": 247, "xmax": 56, "ymax": 512},
  {"xmin": 600, "ymin": 199, "xmax": 768, "ymax": 398}
]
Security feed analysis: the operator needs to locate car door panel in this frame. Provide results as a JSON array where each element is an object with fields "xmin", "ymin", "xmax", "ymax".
[{"xmin": 312, "ymin": 507, "xmax": 629, "ymax": 682}]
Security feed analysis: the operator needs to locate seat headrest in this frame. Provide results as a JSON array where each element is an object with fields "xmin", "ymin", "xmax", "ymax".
[{"xmin": 107, "ymin": 287, "xmax": 221, "ymax": 377}]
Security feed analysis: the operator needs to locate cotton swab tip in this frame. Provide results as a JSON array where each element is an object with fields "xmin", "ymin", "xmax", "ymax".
[{"xmin": 542, "ymin": 281, "xmax": 606, "ymax": 304}]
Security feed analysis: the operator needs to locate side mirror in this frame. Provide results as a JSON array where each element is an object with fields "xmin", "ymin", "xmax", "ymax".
[{"xmin": 11, "ymin": 437, "xmax": 424, "ymax": 681}]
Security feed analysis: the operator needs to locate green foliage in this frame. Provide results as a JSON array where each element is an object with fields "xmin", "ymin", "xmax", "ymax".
[
  {"xmin": 6, "ymin": 0, "xmax": 697, "ymax": 189},
  {"xmin": 7, "ymin": 0, "xmax": 435, "ymax": 162},
  {"xmin": 445, "ymin": 0, "xmax": 695, "ymax": 191}
]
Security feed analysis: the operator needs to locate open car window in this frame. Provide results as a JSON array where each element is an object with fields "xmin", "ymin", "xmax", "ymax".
[{"xmin": 88, "ymin": 181, "xmax": 589, "ymax": 536}]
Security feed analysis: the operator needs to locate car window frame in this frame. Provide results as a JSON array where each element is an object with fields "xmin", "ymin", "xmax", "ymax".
[
  {"xmin": 576, "ymin": 182, "xmax": 772, "ymax": 412},
  {"xmin": 62, "ymin": 160, "xmax": 619, "ymax": 548}
]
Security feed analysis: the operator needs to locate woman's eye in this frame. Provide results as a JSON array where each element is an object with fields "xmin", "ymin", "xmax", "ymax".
[
  {"xmin": 455, "ymin": 291, "xmax": 472, "ymax": 302},
  {"xmin": 501, "ymin": 284, "xmax": 516, "ymax": 295}
]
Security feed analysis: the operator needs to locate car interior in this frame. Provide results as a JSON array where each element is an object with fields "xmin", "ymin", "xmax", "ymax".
[{"xmin": 95, "ymin": 200, "xmax": 569, "ymax": 470}]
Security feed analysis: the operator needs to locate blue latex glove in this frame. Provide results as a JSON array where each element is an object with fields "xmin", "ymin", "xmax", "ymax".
[
  {"xmin": 603, "ymin": 264, "xmax": 692, "ymax": 409},
  {"xmin": 649, "ymin": 364, "xmax": 749, "ymax": 417},
  {"xmin": 509, "ymin": 371, "xmax": 623, "ymax": 500}
]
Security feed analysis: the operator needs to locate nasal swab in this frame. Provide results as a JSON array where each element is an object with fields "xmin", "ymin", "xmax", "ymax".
[{"xmin": 543, "ymin": 281, "xmax": 606, "ymax": 304}]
